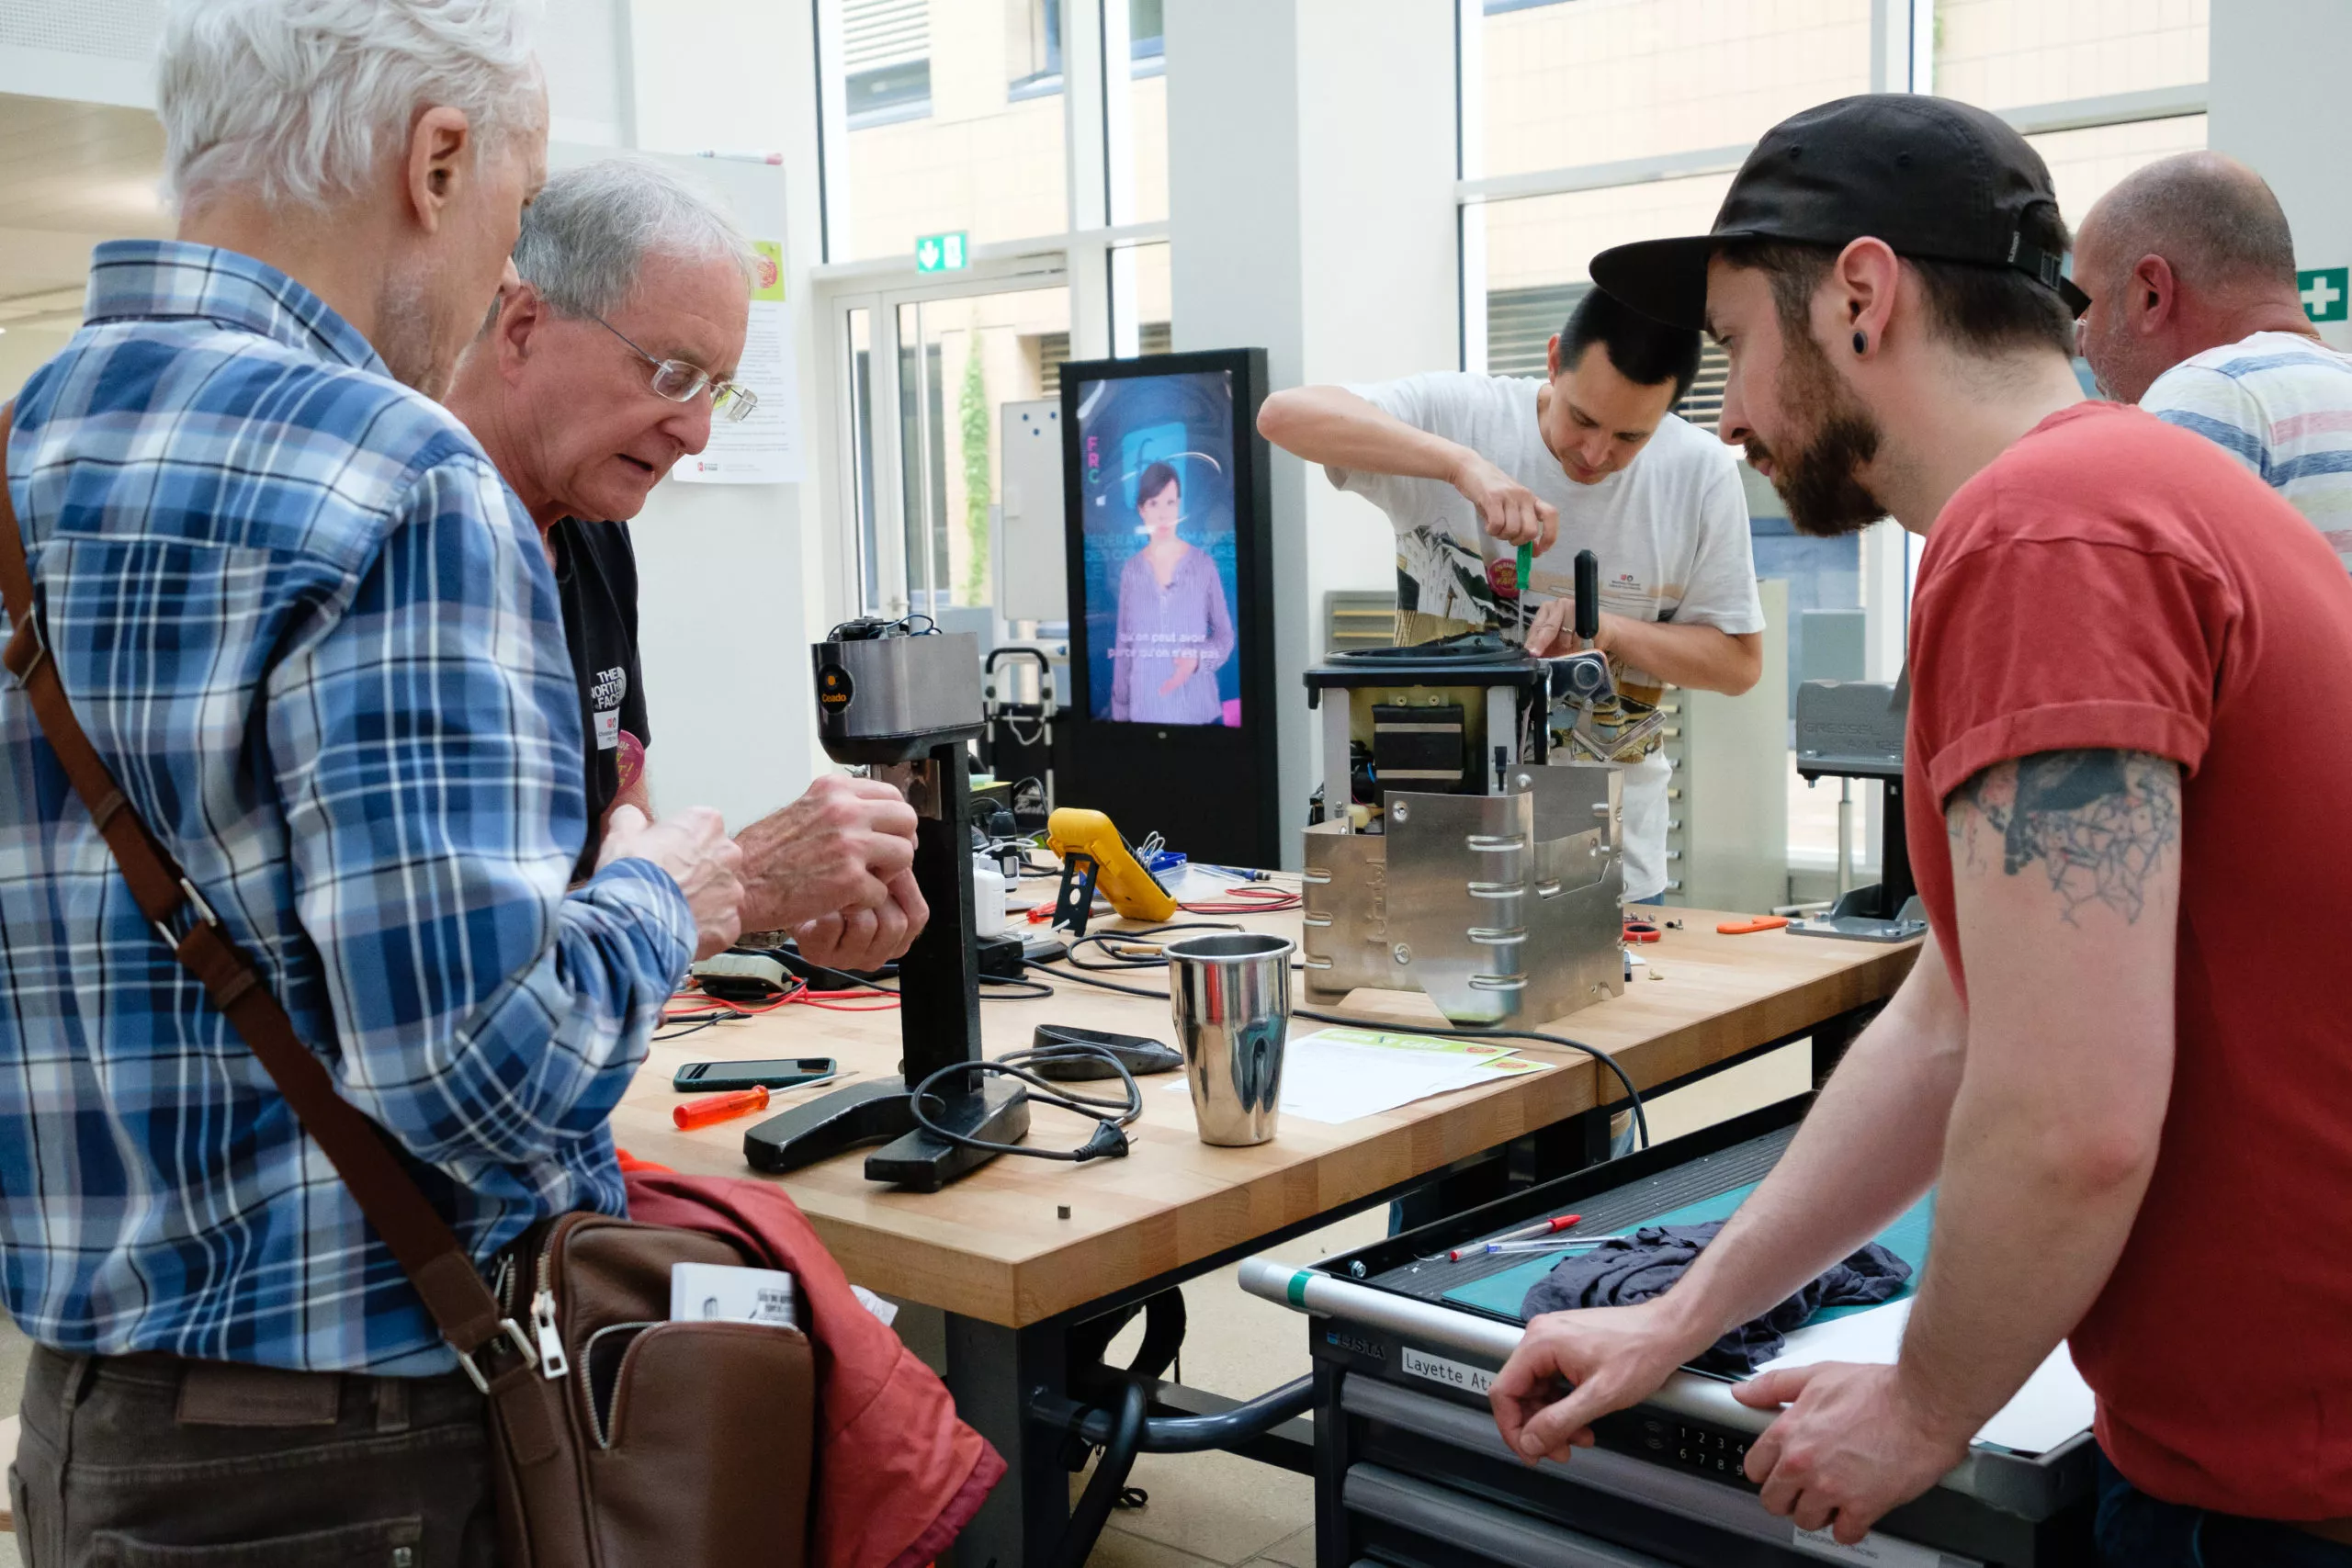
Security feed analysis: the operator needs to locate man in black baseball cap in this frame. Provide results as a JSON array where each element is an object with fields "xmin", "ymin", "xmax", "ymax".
[{"xmin": 1485, "ymin": 95, "xmax": 2352, "ymax": 1564}]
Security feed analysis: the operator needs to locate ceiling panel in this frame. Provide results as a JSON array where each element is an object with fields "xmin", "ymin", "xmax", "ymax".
[{"xmin": 0, "ymin": 91, "xmax": 169, "ymax": 323}]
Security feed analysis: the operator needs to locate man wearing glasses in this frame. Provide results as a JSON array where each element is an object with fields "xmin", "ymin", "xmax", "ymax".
[{"xmin": 447, "ymin": 159, "xmax": 928, "ymax": 970}]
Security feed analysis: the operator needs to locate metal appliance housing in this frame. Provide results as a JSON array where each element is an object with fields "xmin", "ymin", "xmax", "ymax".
[{"xmin": 1302, "ymin": 652, "xmax": 1626, "ymax": 1027}]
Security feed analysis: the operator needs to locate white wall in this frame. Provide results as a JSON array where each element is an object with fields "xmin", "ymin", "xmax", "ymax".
[
  {"xmin": 541, "ymin": 0, "xmax": 634, "ymax": 147},
  {"xmin": 2209, "ymin": 0, "xmax": 2352, "ymax": 353},
  {"xmin": 587, "ymin": 1, "xmax": 835, "ymax": 833},
  {"xmin": 1166, "ymin": 0, "xmax": 1460, "ymax": 862}
]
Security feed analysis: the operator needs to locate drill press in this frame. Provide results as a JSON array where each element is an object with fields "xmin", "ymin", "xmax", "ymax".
[{"xmin": 741, "ymin": 620, "xmax": 1032, "ymax": 1190}]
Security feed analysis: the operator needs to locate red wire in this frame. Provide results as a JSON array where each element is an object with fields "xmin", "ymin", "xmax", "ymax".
[{"xmin": 1180, "ymin": 884, "xmax": 1303, "ymax": 914}]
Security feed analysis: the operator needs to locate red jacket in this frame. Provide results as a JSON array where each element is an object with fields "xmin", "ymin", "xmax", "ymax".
[{"xmin": 625, "ymin": 1170, "xmax": 1003, "ymax": 1568}]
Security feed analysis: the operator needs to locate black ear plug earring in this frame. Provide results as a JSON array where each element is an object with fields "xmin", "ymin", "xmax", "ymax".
[{"xmin": 1852, "ymin": 330, "xmax": 1868, "ymax": 355}]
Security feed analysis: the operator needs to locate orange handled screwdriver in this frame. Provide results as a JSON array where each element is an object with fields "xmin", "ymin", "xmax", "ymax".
[
  {"xmin": 1717, "ymin": 916, "xmax": 1791, "ymax": 935},
  {"xmin": 673, "ymin": 1085, "xmax": 770, "ymax": 1131}
]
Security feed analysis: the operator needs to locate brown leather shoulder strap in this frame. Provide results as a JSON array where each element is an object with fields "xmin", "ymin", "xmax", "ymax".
[{"xmin": 0, "ymin": 403, "xmax": 519, "ymax": 1371}]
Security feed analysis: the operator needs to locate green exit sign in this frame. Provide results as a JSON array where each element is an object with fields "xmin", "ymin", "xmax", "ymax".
[
  {"xmin": 2300, "ymin": 266, "xmax": 2347, "ymax": 323},
  {"xmin": 915, "ymin": 231, "xmax": 969, "ymax": 273}
]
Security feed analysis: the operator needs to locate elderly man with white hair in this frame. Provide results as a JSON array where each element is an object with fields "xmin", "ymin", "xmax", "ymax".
[
  {"xmin": 445, "ymin": 161, "xmax": 929, "ymax": 966},
  {"xmin": 0, "ymin": 3, "xmax": 748, "ymax": 1559}
]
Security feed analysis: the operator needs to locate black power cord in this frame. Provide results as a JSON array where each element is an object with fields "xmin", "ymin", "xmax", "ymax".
[
  {"xmin": 1027, "ymin": 957, "xmax": 1649, "ymax": 1150},
  {"xmin": 1064, "ymin": 920, "xmax": 1240, "ymax": 971},
  {"xmin": 904, "ymin": 1042, "xmax": 1146, "ymax": 1162}
]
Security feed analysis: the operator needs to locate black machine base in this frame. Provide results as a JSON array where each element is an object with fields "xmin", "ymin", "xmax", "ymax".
[{"xmin": 741, "ymin": 1077, "xmax": 1033, "ymax": 1191}]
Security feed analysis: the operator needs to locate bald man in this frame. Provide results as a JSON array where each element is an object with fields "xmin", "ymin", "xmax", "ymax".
[{"xmin": 2075, "ymin": 151, "xmax": 2352, "ymax": 569}]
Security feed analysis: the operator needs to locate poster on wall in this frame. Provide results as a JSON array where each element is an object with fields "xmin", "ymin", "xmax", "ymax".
[
  {"xmin": 1070, "ymin": 367, "xmax": 1244, "ymax": 728},
  {"xmin": 673, "ymin": 238, "xmax": 804, "ymax": 485}
]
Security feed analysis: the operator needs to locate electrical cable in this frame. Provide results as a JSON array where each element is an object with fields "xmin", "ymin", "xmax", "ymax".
[
  {"xmin": 903, "ymin": 1042, "xmax": 1145, "ymax": 1162},
  {"xmin": 826, "ymin": 613, "xmax": 936, "ymax": 640},
  {"xmin": 1178, "ymin": 883, "xmax": 1303, "ymax": 916},
  {"xmin": 977, "ymin": 974, "xmax": 1056, "ymax": 1000},
  {"xmin": 1052, "ymin": 1378, "xmax": 1148, "ymax": 1568},
  {"xmin": 1023, "ymin": 957, "xmax": 1649, "ymax": 1150},
  {"xmin": 1063, "ymin": 921, "xmax": 1241, "ymax": 971}
]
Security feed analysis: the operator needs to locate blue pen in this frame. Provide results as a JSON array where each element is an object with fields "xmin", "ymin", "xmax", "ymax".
[{"xmin": 1486, "ymin": 1234, "xmax": 1630, "ymax": 1257}]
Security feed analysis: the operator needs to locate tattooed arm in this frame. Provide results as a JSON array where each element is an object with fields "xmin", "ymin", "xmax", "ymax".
[{"xmin": 1728, "ymin": 750, "xmax": 2182, "ymax": 1542}]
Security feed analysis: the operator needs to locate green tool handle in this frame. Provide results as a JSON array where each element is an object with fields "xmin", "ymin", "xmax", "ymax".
[{"xmin": 1515, "ymin": 541, "xmax": 1532, "ymax": 642}]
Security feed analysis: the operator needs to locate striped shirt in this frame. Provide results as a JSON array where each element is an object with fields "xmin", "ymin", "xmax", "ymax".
[
  {"xmin": 0, "ymin": 241, "xmax": 695, "ymax": 1374},
  {"xmin": 2140, "ymin": 329, "xmax": 2352, "ymax": 570}
]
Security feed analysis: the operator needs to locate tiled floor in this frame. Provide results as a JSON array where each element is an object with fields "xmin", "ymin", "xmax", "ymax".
[
  {"xmin": 1076, "ymin": 1039, "xmax": 1814, "ymax": 1565},
  {"xmin": 0, "ymin": 1041, "xmax": 1809, "ymax": 1568}
]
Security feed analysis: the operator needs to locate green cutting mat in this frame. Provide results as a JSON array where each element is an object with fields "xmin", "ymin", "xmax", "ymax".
[{"xmin": 1442, "ymin": 1187, "xmax": 1936, "ymax": 1323}]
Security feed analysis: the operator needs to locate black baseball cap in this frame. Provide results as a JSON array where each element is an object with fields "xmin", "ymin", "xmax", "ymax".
[{"xmin": 1589, "ymin": 94, "xmax": 2089, "ymax": 330}]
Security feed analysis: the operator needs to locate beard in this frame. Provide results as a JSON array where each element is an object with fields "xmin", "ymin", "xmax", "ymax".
[
  {"xmin": 372, "ymin": 259, "xmax": 456, "ymax": 400},
  {"xmin": 1746, "ymin": 321, "xmax": 1887, "ymax": 539}
]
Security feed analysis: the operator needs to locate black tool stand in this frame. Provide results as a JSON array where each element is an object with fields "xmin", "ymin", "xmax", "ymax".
[
  {"xmin": 1790, "ymin": 674, "xmax": 1928, "ymax": 943},
  {"xmin": 744, "ymin": 626, "xmax": 1030, "ymax": 1191}
]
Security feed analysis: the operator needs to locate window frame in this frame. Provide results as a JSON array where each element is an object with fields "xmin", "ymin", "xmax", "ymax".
[{"xmin": 809, "ymin": 0, "xmax": 1171, "ymax": 619}]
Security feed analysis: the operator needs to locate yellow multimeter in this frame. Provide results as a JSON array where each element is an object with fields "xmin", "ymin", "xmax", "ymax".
[{"xmin": 1046, "ymin": 807, "xmax": 1179, "ymax": 922}]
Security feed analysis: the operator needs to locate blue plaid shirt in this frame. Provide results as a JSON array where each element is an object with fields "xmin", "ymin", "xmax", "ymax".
[{"xmin": 0, "ymin": 242, "xmax": 695, "ymax": 1374}]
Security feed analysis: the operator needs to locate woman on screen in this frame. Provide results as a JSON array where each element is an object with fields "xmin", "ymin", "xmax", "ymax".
[{"xmin": 1109, "ymin": 461, "xmax": 1235, "ymax": 724}]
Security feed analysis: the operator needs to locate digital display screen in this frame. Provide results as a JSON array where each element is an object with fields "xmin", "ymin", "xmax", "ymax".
[{"xmin": 1070, "ymin": 368, "xmax": 1244, "ymax": 727}]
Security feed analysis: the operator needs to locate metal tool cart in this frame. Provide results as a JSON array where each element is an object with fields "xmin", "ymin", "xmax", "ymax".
[{"xmin": 1240, "ymin": 1096, "xmax": 2098, "ymax": 1568}]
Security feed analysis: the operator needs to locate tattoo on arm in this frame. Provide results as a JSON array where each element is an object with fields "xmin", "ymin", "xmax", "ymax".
[{"xmin": 1946, "ymin": 750, "xmax": 2181, "ymax": 924}]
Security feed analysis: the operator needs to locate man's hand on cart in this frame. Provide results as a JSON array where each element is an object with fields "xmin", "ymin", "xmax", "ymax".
[
  {"xmin": 1487, "ymin": 1302, "xmax": 1705, "ymax": 1462},
  {"xmin": 1730, "ymin": 1359, "xmax": 1972, "ymax": 1546}
]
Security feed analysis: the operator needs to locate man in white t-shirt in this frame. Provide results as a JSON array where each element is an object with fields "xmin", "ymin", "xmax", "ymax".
[
  {"xmin": 1257, "ymin": 287, "xmax": 1766, "ymax": 902},
  {"xmin": 2075, "ymin": 150, "xmax": 2352, "ymax": 570}
]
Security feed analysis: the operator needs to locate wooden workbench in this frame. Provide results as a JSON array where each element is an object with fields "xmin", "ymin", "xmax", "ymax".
[
  {"xmin": 616, "ymin": 908, "xmax": 1916, "ymax": 1568},
  {"xmin": 617, "ymin": 909, "xmax": 1912, "ymax": 1327}
]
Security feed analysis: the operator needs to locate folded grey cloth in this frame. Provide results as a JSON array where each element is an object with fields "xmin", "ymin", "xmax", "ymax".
[{"xmin": 1518, "ymin": 1219, "xmax": 1912, "ymax": 1375}]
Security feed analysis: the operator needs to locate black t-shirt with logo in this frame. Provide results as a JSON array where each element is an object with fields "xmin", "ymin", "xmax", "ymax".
[{"xmin": 550, "ymin": 517, "xmax": 649, "ymax": 881}]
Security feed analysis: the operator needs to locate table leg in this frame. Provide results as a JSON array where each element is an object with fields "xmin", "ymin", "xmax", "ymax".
[
  {"xmin": 1810, "ymin": 1001, "xmax": 1885, "ymax": 1089},
  {"xmin": 946, "ymin": 1314, "xmax": 1070, "ymax": 1568},
  {"xmin": 1312, "ymin": 1360, "xmax": 1351, "ymax": 1568}
]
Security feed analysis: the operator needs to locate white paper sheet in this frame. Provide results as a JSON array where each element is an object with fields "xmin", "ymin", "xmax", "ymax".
[
  {"xmin": 1748, "ymin": 1297, "xmax": 2096, "ymax": 1455},
  {"xmin": 1272, "ymin": 1028, "xmax": 1550, "ymax": 1124}
]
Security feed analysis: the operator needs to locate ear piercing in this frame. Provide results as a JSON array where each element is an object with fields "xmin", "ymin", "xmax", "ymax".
[{"xmin": 1852, "ymin": 330, "xmax": 1868, "ymax": 355}]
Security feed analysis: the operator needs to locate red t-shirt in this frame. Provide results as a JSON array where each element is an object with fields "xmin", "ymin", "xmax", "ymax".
[{"xmin": 1906, "ymin": 401, "xmax": 2352, "ymax": 1518}]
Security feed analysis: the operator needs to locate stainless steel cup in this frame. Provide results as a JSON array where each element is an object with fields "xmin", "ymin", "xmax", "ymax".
[{"xmin": 1166, "ymin": 931, "xmax": 1295, "ymax": 1146}]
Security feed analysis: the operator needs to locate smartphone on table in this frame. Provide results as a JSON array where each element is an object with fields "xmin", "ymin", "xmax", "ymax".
[{"xmin": 672, "ymin": 1057, "xmax": 839, "ymax": 1093}]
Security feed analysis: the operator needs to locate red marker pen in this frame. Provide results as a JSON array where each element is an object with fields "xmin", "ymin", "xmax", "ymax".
[
  {"xmin": 1448, "ymin": 1213, "xmax": 1583, "ymax": 1262},
  {"xmin": 673, "ymin": 1085, "xmax": 770, "ymax": 1131}
]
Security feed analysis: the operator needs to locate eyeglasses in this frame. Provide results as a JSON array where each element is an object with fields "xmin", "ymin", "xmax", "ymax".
[{"xmin": 589, "ymin": 313, "xmax": 759, "ymax": 423}]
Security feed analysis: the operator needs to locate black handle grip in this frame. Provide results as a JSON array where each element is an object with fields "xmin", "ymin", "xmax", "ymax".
[{"xmin": 1574, "ymin": 549, "xmax": 1600, "ymax": 642}]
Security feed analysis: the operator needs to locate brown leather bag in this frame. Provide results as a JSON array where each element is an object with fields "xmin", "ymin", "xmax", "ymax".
[{"xmin": 0, "ymin": 407, "xmax": 815, "ymax": 1566}]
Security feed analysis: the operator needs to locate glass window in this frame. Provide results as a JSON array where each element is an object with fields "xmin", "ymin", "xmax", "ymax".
[
  {"xmin": 1933, "ymin": 0, "xmax": 2209, "ymax": 111},
  {"xmin": 877, "ymin": 287, "xmax": 1074, "ymax": 614},
  {"xmin": 2028, "ymin": 113, "xmax": 2208, "ymax": 230},
  {"xmin": 1125, "ymin": 0, "xmax": 1168, "ymax": 223},
  {"xmin": 1110, "ymin": 239, "xmax": 1171, "ymax": 359},
  {"xmin": 1475, "ymin": 174, "xmax": 1736, "ymax": 374},
  {"xmin": 845, "ymin": 308, "xmax": 884, "ymax": 611},
  {"xmin": 1475, "ymin": 0, "xmax": 1873, "ymax": 181},
  {"xmin": 1009, "ymin": 0, "xmax": 1062, "ymax": 97},
  {"xmin": 827, "ymin": 0, "xmax": 1071, "ymax": 262}
]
